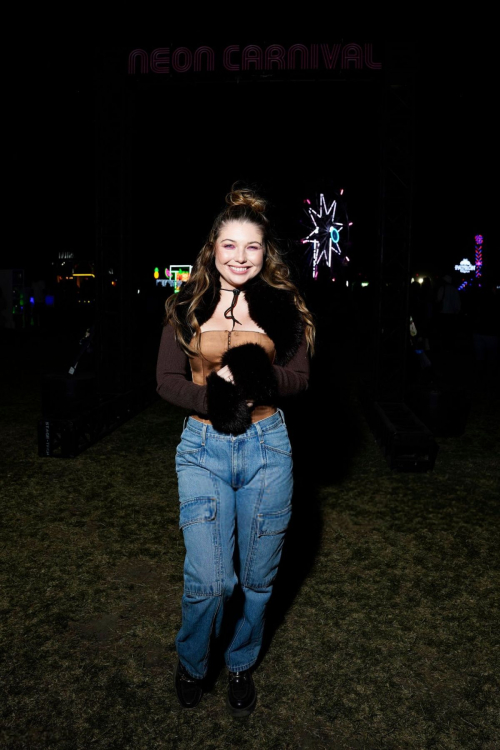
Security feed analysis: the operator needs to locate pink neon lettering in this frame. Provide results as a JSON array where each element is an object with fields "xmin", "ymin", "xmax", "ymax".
[
  {"xmin": 242, "ymin": 45, "xmax": 263, "ymax": 70},
  {"xmin": 150, "ymin": 48, "xmax": 170, "ymax": 74},
  {"xmin": 320, "ymin": 44, "xmax": 341, "ymax": 69},
  {"xmin": 342, "ymin": 44, "xmax": 363, "ymax": 70},
  {"xmin": 310, "ymin": 43, "xmax": 318, "ymax": 69},
  {"xmin": 265, "ymin": 45, "xmax": 286, "ymax": 70},
  {"xmin": 223, "ymin": 45, "xmax": 240, "ymax": 71},
  {"xmin": 288, "ymin": 44, "xmax": 309, "ymax": 69},
  {"xmin": 365, "ymin": 43, "xmax": 382, "ymax": 69},
  {"xmin": 194, "ymin": 47, "xmax": 215, "ymax": 72},
  {"xmin": 128, "ymin": 49, "xmax": 149, "ymax": 74},
  {"xmin": 172, "ymin": 47, "xmax": 192, "ymax": 73}
]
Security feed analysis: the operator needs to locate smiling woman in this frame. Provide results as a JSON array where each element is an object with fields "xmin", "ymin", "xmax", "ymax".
[{"xmin": 156, "ymin": 185, "xmax": 315, "ymax": 717}]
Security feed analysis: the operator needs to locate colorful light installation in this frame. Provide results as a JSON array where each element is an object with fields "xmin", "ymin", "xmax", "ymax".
[
  {"xmin": 170, "ymin": 266, "xmax": 192, "ymax": 293},
  {"xmin": 301, "ymin": 192, "xmax": 350, "ymax": 279},
  {"xmin": 456, "ymin": 234, "xmax": 484, "ymax": 291},
  {"xmin": 155, "ymin": 265, "xmax": 192, "ymax": 292},
  {"xmin": 474, "ymin": 235, "xmax": 483, "ymax": 279}
]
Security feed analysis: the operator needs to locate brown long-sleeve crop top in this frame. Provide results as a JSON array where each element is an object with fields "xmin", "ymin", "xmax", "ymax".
[{"xmin": 156, "ymin": 324, "xmax": 309, "ymax": 424}]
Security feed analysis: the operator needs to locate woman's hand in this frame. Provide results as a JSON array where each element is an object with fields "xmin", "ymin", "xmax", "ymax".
[
  {"xmin": 216, "ymin": 366, "xmax": 253, "ymax": 408},
  {"xmin": 216, "ymin": 365, "xmax": 234, "ymax": 384},
  {"xmin": 217, "ymin": 366, "xmax": 253, "ymax": 408}
]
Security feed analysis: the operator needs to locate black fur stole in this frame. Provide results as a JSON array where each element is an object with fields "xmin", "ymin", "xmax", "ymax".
[{"xmin": 178, "ymin": 276, "xmax": 304, "ymax": 366}]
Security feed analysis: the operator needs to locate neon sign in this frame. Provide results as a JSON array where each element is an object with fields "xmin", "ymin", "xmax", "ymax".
[
  {"xmin": 454, "ymin": 259, "xmax": 475, "ymax": 274},
  {"xmin": 170, "ymin": 266, "xmax": 191, "ymax": 293},
  {"xmin": 155, "ymin": 265, "xmax": 192, "ymax": 293},
  {"xmin": 128, "ymin": 43, "xmax": 382, "ymax": 75}
]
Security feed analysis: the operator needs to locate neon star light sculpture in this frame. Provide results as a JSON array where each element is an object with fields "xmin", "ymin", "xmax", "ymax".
[{"xmin": 301, "ymin": 192, "xmax": 350, "ymax": 279}]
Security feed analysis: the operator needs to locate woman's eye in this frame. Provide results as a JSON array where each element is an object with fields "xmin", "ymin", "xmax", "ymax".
[{"xmin": 223, "ymin": 244, "xmax": 235, "ymax": 249}]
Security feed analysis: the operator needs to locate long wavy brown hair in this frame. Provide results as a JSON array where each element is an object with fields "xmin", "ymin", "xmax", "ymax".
[{"xmin": 165, "ymin": 186, "xmax": 315, "ymax": 356}]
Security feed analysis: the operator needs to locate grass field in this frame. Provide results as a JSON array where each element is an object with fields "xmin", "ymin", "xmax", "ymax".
[{"xmin": 1, "ymin": 330, "xmax": 499, "ymax": 749}]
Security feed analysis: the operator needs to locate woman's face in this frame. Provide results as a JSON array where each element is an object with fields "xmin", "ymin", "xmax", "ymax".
[{"xmin": 214, "ymin": 220, "xmax": 265, "ymax": 289}]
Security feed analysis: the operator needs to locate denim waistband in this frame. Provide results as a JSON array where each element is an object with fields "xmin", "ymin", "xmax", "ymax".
[{"xmin": 183, "ymin": 408, "xmax": 285, "ymax": 440}]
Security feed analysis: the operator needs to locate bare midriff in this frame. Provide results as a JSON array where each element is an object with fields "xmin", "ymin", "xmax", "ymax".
[{"xmin": 189, "ymin": 330, "xmax": 276, "ymax": 424}]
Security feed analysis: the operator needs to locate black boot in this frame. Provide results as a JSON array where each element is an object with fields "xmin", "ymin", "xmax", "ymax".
[
  {"xmin": 174, "ymin": 660, "xmax": 203, "ymax": 709},
  {"xmin": 226, "ymin": 669, "xmax": 257, "ymax": 717}
]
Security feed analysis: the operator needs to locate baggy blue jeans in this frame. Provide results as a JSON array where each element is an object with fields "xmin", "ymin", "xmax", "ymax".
[{"xmin": 174, "ymin": 409, "xmax": 293, "ymax": 679}]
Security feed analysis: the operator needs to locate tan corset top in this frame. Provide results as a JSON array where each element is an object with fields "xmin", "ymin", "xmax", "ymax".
[{"xmin": 190, "ymin": 331, "xmax": 276, "ymax": 424}]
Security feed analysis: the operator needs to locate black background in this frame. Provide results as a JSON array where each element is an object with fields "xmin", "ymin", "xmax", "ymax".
[{"xmin": 7, "ymin": 38, "xmax": 497, "ymax": 283}]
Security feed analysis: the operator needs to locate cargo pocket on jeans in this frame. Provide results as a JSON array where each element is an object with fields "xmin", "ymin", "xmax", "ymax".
[
  {"xmin": 179, "ymin": 497, "xmax": 221, "ymax": 596},
  {"xmin": 244, "ymin": 504, "xmax": 292, "ymax": 590}
]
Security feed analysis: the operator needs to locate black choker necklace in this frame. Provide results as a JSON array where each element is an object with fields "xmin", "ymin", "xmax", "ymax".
[{"xmin": 221, "ymin": 287, "xmax": 242, "ymax": 326}]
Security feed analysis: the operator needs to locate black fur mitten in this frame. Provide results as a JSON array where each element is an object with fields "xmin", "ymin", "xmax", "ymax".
[
  {"xmin": 205, "ymin": 372, "xmax": 252, "ymax": 435},
  {"xmin": 221, "ymin": 343, "xmax": 278, "ymax": 405}
]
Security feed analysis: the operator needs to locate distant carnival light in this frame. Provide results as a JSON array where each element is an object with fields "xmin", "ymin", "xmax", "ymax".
[{"xmin": 454, "ymin": 258, "xmax": 475, "ymax": 274}]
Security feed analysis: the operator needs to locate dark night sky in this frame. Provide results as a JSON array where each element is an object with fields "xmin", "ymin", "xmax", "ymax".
[{"xmin": 8, "ymin": 38, "xmax": 497, "ymax": 283}]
